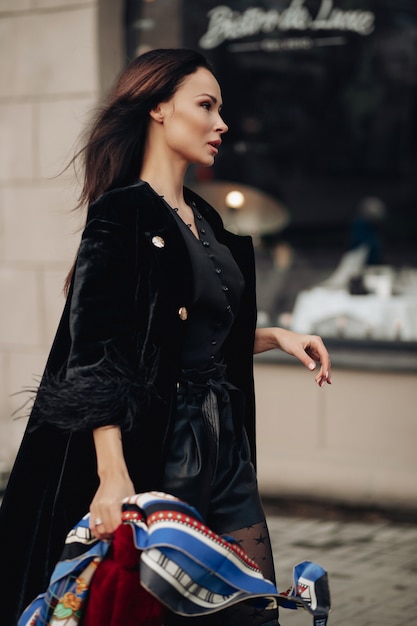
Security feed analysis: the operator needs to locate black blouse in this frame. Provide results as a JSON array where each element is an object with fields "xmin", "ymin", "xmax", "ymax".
[{"xmin": 170, "ymin": 198, "xmax": 245, "ymax": 370}]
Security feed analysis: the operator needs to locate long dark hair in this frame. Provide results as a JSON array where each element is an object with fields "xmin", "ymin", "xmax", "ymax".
[
  {"xmin": 64, "ymin": 48, "xmax": 214, "ymax": 292},
  {"xmin": 79, "ymin": 48, "xmax": 214, "ymax": 205}
]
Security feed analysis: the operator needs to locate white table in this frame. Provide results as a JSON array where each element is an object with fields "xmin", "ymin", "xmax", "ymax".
[{"xmin": 291, "ymin": 288, "xmax": 417, "ymax": 341}]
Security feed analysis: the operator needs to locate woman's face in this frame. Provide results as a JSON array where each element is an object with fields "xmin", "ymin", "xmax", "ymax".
[{"xmin": 156, "ymin": 67, "xmax": 228, "ymax": 167}]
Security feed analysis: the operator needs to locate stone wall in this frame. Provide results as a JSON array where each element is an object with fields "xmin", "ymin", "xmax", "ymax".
[
  {"xmin": 255, "ymin": 362, "xmax": 417, "ymax": 509},
  {"xmin": 0, "ymin": 0, "xmax": 116, "ymax": 474}
]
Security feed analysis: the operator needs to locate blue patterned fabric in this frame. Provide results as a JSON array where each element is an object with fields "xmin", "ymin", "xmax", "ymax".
[{"xmin": 18, "ymin": 492, "xmax": 330, "ymax": 625}]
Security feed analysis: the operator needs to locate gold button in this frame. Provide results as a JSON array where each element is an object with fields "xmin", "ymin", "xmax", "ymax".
[
  {"xmin": 151, "ymin": 235, "xmax": 165, "ymax": 248},
  {"xmin": 178, "ymin": 306, "xmax": 188, "ymax": 321}
]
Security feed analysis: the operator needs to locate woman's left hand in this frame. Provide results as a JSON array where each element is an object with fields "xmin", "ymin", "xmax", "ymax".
[{"xmin": 254, "ymin": 327, "xmax": 332, "ymax": 387}]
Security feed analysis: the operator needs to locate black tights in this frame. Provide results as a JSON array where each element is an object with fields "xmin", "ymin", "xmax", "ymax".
[{"xmin": 164, "ymin": 519, "xmax": 280, "ymax": 626}]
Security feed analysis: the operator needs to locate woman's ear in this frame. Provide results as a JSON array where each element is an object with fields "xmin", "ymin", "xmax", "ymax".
[{"xmin": 149, "ymin": 104, "xmax": 164, "ymax": 123}]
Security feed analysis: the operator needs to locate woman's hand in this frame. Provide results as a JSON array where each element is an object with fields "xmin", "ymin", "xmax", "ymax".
[
  {"xmin": 254, "ymin": 327, "xmax": 332, "ymax": 387},
  {"xmin": 90, "ymin": 471, "xmax": 135, "ymax": 540},
  {"xmin": 90, "ymin": 425, "xmax": 136, "ymax": 540}
]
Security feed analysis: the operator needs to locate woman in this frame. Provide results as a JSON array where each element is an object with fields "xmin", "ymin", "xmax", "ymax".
[{"xmin": 0, "ymin": 49, "xmax": 331, "ymax": 626}]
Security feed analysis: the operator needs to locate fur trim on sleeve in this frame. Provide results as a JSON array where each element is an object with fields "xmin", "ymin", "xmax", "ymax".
[{"xmin": 30, "ymin": 352, "xmax": 159, "ymax": 434}]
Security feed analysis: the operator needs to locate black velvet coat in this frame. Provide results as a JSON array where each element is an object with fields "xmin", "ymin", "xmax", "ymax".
[{"xmin": 0, "ymin": 181, "xmax": 257, "ymax": 625}]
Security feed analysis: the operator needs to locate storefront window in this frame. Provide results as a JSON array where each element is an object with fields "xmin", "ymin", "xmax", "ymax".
[{"xmin": 126, "ymin": 1, "xmax": 417, "ymax": 355}]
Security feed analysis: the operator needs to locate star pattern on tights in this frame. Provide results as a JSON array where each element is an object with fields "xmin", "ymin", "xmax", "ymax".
[{"xmin": 254, "ymin": 533, "xmax": 267, "ymax": 545}]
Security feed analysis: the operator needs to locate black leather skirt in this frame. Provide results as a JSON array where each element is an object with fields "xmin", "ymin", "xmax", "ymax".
[{"xmin": 161, "ymin": 364, "xmax": 265, "ymax": 534}]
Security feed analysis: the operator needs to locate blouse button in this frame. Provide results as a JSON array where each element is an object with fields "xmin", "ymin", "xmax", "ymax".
[
  {"xmin": 200, "ymin": 228, "xmax": 206, "ymax": 234},
  {"xmin": 211, "ymin": 340, "xmax": 217, "ymax": 346},
  {"xmin": 222, "ymin": 285, "xmax": 229, "ymax": 292},
  {"xmin": 226, "ymin": 305, "xmax": 231, "ymax": 311},
  {"xmin": 196, "ymin": 214, "xmax": 202, "ymax": 220},
  {"xmin": 202, "ymin": 241, "xmax": 210, "ymax": 247},
  {"xmin": 215, "ymin": 268, "xmax": 222, "ymax": 274}
]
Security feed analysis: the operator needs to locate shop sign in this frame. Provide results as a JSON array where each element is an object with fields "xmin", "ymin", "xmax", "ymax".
[{"xmin": 199, "ymin": 0, "xmax": 376, "ymax": 49}]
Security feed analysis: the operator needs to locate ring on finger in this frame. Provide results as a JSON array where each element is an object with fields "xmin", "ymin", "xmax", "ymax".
[{"xmin": 94, "ymin": 517, "xmax": 103, "ymax": 526}]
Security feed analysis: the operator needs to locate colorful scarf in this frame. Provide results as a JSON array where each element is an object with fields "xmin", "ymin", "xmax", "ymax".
[{"xmin": 18, "ymin": 492, "xmax": 330, "ymax": 626}]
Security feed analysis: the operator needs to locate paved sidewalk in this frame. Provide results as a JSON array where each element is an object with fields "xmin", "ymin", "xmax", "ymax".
[{"xmin": 266, "ymin": 508, "xmax": 417, "ymax": 626}]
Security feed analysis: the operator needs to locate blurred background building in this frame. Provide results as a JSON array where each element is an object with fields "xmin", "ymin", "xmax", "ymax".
[{"xmin": 1, "ymin": 0, "xmax": 416, "ymax": 510}]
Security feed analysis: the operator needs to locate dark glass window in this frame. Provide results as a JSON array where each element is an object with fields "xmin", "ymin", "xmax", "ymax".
[{"xmin": 127, "ymin": 1, "xmax": 417, "ymax": 352}]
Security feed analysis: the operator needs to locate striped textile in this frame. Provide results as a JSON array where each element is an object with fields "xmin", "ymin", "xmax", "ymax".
[{"xmin": 18, "ymin": 492, "xmax": 330, "ymax": 626}]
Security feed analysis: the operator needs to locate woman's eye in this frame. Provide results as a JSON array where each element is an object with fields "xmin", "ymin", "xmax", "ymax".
[{"xmin": 201, "ymin": 101, "xmax": 212, "ymax": 110}]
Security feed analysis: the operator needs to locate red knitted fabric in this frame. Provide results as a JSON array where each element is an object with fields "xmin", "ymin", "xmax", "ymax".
[{"xmin": 83, "ymin": 524, "xmax": 165, "ymax": 626}]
